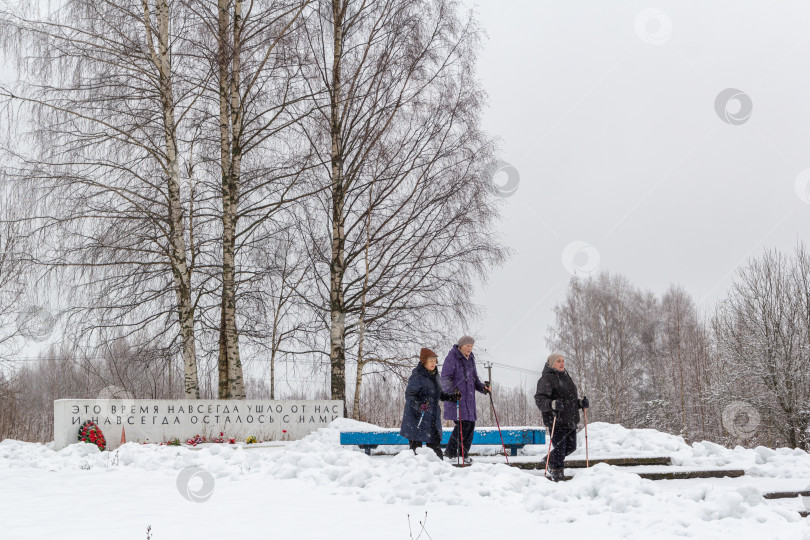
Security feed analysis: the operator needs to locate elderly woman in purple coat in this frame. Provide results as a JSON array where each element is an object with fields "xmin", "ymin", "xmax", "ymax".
[{"xmin": 440, "ymin": 336, "xmax": 490, "ymax": 464}]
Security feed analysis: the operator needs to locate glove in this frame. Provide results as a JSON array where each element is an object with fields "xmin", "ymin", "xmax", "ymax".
[
  {"xmin": 580, "ymin": 396, "xmax": 590, "ymax": 409},
  {"xmin": 419, "ymin": 402, "xmax": 429, "ymax": 413},
  {"xmin": 551, "ymin": 399, "xmax": 563, "ymax": 414},
  {"xmin": 482, "ymin": 381, "xmax": 491, "ymax": 395},
  {"xmin": 452, "ymin": 388, "xmax": 461, "ymax": 402},
  {"xmin": 440, "ymin": 390, "xmax": 459, "ymax": 402}
]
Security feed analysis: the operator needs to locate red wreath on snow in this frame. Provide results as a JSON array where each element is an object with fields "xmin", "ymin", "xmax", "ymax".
[{"xmin": 78, "ymin": 420, "xmax": 106, "ymax": 451}]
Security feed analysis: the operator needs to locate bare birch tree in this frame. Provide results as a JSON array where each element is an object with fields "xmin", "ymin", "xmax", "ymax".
[
  {"xmin": 0, "ymin": 0, "xmax": 205, "ymax": 396},
  {"xmin": 301, "ymin": 0, "xmax": 504, "ymax": 406},
  {"xmin": 238, "ymin": 226, "xmax": 318, "ymax": 399},
  {"xmin": 657, "ymin": 285, "xmax": 715, "ymax": 441},
  {"xmin": 192, "ymin": 0, "xmax": 314, "ymax": 398}
]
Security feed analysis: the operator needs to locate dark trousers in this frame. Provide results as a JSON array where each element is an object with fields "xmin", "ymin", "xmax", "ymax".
[
  {"xmin": 549, "ymin": 424, "xmax": 577, "ymax": 470},
  {"xmin": 409, "ymin": 439, "xmax": 443, "ymax": 459},
  {"xmin": 446, "ymin": 420, "xmax": 475, "ymax": 458}
]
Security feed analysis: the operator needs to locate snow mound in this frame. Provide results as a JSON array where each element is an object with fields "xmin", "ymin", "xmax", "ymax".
[{"xmin": 568, "ymin": 421, "xmax": 689, "ymax": 457}]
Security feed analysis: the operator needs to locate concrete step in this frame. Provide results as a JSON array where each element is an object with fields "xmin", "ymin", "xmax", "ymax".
[
  {"xmin": 565, "ymin": 456, "xmax": 672, "ymax": 468},
  {"xmin": 510, "ymin": 456, "xmax": 672, "ymax": 470},
  {"xmin": 520, "ymin": 465, "xmax": 746, "ymax": 481},
  {"xmin": 762, "ymin": 490, "xmax": 810, "ymax": 500},
  {"xmin": 633, "ymin": 469, "xmax": 745, "ymax": 480},
  {"xmin": 762, "ymin": 490, "xmax": 810, "ymax": 518}
]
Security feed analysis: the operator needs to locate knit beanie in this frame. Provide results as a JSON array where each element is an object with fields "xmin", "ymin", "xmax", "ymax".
[
  {"xmin": 547, "ymin": 353, "xmax": 563, "ymax": 367},
  {"xmin": 457, "ymin": 335, "xmax": 475, "ymax": 347},
  {"xmin": 420, "ymin": 348, "xmax": 438, "ymax": 363}
]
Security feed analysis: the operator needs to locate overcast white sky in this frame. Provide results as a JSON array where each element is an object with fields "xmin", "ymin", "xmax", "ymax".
[{"xmin": 462, "ymin": 0, "xmax": 810, "ymax": 389}]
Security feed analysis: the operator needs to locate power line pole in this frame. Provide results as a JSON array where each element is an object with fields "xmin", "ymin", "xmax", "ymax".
[{"xmin": 483, "ymin": 361, "xmax": 493, "ymax": 386}]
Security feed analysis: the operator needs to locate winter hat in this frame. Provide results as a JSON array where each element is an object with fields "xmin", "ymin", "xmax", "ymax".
[
  {"xmin": 419, "ymin": 348, "xmax": 439, "ymax": 364},
  {"xmin": 547, "ymin": 353, "xmax": 563, "ymax": 367},
  {"xmin": 457, "ymin": 335, "xmax": 475, "ymax": 347}
]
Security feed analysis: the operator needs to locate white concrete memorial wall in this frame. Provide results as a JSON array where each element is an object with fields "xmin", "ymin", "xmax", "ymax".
[{"xmin": 54, "ymin": 399, "xmax": 343, "ymax": 450}]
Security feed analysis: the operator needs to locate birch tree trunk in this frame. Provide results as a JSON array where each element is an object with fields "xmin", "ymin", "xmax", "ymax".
[
  {"xmin": 352, "ymin": 189, "xmax": 372, "ymax": 420},
  {"xmin": 217, "ymin": 0, "xmax": 245, "ymax": 399},
  {"xmin": 328, "ymin": 0, "xmax": 347, "ymax": 408},
  {"xmin": 142, "ymin": 0, "xmax": 200, "ymax": 398}
]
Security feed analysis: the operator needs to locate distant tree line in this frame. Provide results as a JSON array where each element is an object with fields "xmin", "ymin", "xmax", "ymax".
[{"xmin": 548, "ymin": 245, "xmax": 810, "ymax": 450}]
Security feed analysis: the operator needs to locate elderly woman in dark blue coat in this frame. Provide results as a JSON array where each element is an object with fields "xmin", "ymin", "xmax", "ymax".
[{"xmin": 400, "ymin": 348, "xmax": 458, "ymax": 459}]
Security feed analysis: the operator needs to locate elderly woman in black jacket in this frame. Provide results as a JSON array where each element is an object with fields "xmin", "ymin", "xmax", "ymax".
[
  {"xmin": 534, "ymin": 353, "xmax": 589, "ymax": 481},
  {"xmin": 400, "ymin": 348, "xmax": 459, "ymax": 459}
]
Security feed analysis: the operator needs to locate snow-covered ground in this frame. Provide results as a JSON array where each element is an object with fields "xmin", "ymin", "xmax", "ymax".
[{"xmin": 1, "ymin": 420, "xmax": 809, "ymax": 539}]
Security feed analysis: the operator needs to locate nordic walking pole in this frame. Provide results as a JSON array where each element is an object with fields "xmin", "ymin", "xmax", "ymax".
[
  {"xmin": 485, "ymin": 383, "xmax": 509, "ymax": 464},
  {"xmin": 457, "ymin": 396, "xmax": 465, "ymax": 466},
  {"xmin": 584, "ymin": 406, "xmax": 589, "ymax": 468},
  {"xmin": 455, "ymin": 397, "xmax": 461, "ymax": 465},
  {"xmin": 544, "ymin": 414, "xmax": 557, "ymax": 478}
]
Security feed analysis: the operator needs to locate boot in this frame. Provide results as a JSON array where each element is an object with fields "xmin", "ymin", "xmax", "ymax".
[{"xmin": 551, "ymin": 468, "xmax": 565, "ymax": 482}]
